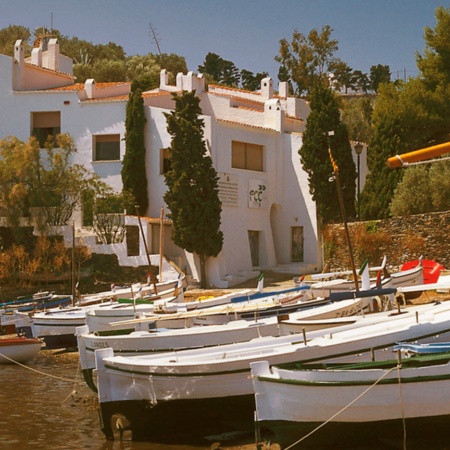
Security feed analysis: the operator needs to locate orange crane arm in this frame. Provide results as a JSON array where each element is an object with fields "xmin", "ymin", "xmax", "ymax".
[{"xmin": 387, "ymin": 141, "xmax": 450, "ymax": 168}]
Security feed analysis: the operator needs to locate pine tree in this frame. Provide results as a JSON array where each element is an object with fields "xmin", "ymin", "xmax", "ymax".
[
  {"xmin": 122, "ymin": 80, "xmax": 148, "ymax": 215},
  {"xmin": 300, "ymin": 83, "xmax": 356, "ymax": 223},
  {"xmin": 163, "ymin": 91, "xmax": 223, "ymax": 287}
]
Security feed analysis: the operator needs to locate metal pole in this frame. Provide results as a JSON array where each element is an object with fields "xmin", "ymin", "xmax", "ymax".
[
  {"xmin": 357, "ymin": 152, "xmax": 361, "ymax": 220},
  {"xmin": 159, "ymin": 208, "xmax": 164, "ymax": 282},
  {"xmin": 71, "ymin": 219, "xmax": 76, "ymax": 306}
]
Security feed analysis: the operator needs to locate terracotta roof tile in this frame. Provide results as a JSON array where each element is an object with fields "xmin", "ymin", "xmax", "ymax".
[
  {"xmin": 47, "ymin": 83, "xmax": 85, "ymax": 92},
  {"xmin": 142, "ymin": 91, "xmax": 173, "ymax": 98},
  {"xmin": 82, "ymin": 95, "xmax": 129, "ymax": 103},
  {"xmin": 217, "ymin": 118, "xmax": 276, "ymax": 132}
]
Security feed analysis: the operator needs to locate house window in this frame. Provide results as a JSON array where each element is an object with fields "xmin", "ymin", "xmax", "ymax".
[
  {"xmin": 31, "ymin": 111, "xmax": 61, "ymax": 147},
  {"xmin": 93, "ymin": 134, "xmax": 120, "ymax": 161},
  {"xmin": 160, "ymin": 148, "xmax": 172, "ymax": 174},
  {"xmin": 232, "ymin": 141, "xmax": 264, "ymax": 171}
]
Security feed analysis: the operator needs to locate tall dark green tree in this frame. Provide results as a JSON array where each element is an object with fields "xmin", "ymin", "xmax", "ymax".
[
  {"xmin": 369, "ymin": 64, "xmax": 391, "ymax": 92},
  {"xmin": 359, "ymin": 114, "xmax": 404, "ymax": 219},
  {"xmin": 122, "ymin": 80, "xmax": 148, "ymax": 215},
  {"xmin": 198, "ymin": 52, "xmax": 240, "ymax": 87},
  {"xmin": 300, "ymin": 83, "xmax": 356, "ymax": 223},
  {"xmin": 163, "ymin": 91, "xmax": 223, "ymax": 288}
]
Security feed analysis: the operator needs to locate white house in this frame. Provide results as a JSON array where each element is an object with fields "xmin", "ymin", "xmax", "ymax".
[{"xmin": 0, "ymin": 38, "xmax": 321, "ymax": 287}]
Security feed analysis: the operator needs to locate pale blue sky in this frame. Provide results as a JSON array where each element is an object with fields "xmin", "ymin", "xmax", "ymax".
[{"xmin": 1, "ymin": 0, "xmax": 448, "ymax": 83}]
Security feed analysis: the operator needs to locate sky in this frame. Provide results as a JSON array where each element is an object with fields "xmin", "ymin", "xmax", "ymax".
[{"xmin": 1, "ymin": 0, "xmax": 449, "ymax": 85}]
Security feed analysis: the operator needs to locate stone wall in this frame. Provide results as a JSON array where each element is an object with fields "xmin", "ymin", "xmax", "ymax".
[{"xmin": 323, "ymin": 211, "xmax": 450, "ymax": 271}]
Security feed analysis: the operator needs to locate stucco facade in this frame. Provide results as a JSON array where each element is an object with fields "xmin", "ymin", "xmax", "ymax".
[{"xmin": 0, "ymin": 39, "xmax": 321, "ymax": 287}]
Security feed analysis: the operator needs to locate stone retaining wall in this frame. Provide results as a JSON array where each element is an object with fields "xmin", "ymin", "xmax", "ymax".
[{"xmin": 324, "ymin": 211, "xmax": 450, "ymax": 271}]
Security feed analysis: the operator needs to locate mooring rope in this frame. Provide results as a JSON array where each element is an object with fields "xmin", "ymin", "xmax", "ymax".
[
  {"xmin": 284, "ymin": 365, "xmax": 399, "ymax": 450},
  {"xmin": 0, "ymin": 351, "xmax": 84, "ymax": 385}
]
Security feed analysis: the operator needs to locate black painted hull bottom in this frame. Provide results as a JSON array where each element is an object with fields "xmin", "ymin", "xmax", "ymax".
[
  {"xmin": 41, "ymin": 333, "xmax": 78, "ymax": 350},
  {"xmin": 99, "ymin": 395, "xmax": 256, "ymax": 444},
  {"xmin": 261, "ymin": 415, "xmax": 450, "ymax": 449}
]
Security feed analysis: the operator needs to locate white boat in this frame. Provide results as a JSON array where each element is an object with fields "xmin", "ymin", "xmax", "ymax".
[
  {"xmin": 251, "ymin": 348, "xmax": 450, "ymax": 449},
  {"xmin": 22, "ymin": 283, "xmax": 184, "ymax": 349},
  {"xmin": 86, "ymin": 284, "xmax": 309, "ymax": 333},
  {"xmin": 0, "ymin": 337, "xmax": 42, "ymax": 364},
  {"xmin": 94, "ymin": 298, "xmax": 450, "ymax": 443},
  {"xmin": 76, "ymin": 297, "xmax": 365, "ymax": 390},
  {"xmin": 306, "ymin": 261, "xmax": 423, "ymax": 299}
]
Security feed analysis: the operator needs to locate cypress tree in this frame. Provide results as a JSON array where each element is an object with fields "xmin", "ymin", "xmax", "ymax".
[
  {"xmin": 359, "ymin": 115, "xmax": 404, "ymax": 219},
  {"xmin": 163, "ymin": 91, "xmax": 223, "ymax": 288},
  {"xmin": 122, "ymin": 80, "xmax": 148, "ymax": 215},
  {"xmin": 300, "ymin": 83, "xmax": 356, "ymax": 223}
]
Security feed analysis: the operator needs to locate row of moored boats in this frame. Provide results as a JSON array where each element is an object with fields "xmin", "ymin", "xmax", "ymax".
[{"xmin": 2, "ymin": 256, "xmax": 450, "ymax": 448}]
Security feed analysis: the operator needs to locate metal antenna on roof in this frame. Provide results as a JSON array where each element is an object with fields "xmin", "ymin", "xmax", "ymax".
[{"xmin": 149, "ymin": 23, "xmax": 162, "ymax": 56}]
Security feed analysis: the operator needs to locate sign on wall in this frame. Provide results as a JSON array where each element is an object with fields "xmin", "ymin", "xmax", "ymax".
[
  {"xmin": 248, "ymin": 179, "xmax": 268, "ymax": 209},
  {"xmin": 218, "ymin": 172, "xmax": 239, "ymax": 207}
]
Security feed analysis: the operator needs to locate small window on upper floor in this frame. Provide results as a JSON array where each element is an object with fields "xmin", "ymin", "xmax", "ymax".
[
  {"xmin": 231, "ymin": 141, "xmax": 264, "ymax": 171},
  {"xmin": 93, "ymin": 134, "xmax": 121, "ymax": 161},
  {"xmin": 31, "ymin": 111, "xmax": 61, "ymax": 147},
  {"xmin": 160, "ymin": 147, "xmax": 172, "ymax": 174}
]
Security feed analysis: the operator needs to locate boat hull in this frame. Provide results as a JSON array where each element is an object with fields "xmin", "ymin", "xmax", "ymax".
[
  {"xmin": 251, "ymin": 355, "xmax": 450, "ymax": 449},
  {"xmin": 0, "ymin": 338, "xmax": 42, "ymax": 364},
  {"xmin": 259, "ymin": 415, "xmax": 450, "ymax": 449},
  {"xmin": 94, "ymin": 302, "xmax": 450, "ymax": 443},
  {"xmin": 99, "ymin": 394, "xmax": 255, "ymax": 443}
]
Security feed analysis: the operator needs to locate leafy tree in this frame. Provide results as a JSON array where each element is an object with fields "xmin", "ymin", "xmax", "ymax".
[
  {"xmin": 122, "ymin": 81, "xmax": 149, "ymax": 216},
  {"xmin": 300, "ymin": 82, "xmax": 356, "ymax": 223},
  {"xmin": 0, "ymin": 134, "xmax": 109, "ymax": 230},
  {"xmin": 91, "ymin": 190, "xmax": 136, "ymax": 244},
  {"xmin": 389, "ymin": 165, "xmax": 432, "ymax": 216},
  {"xmin": 369, "ymin": 64, "xmax": 391, "ymax": 92},
  {"xmin": 198, "ymin": 52, "xmax": 240, "ymax": 87},
  {"xmin": 390, "ymin": 160, "xmax": 450, "ymax": 216},
  {"xmin": 416, "ymin": 6, "xmax": 450, "ymax": 89},
  {"xmin": 0, "ymin": 25, "xmax": 30, "ymax": 56},
  {"xmin": 73, "ymin": 63, "xmax": 95, "ymax": 84},
  {"xmin": 351, "ymin": 70, "xmax": 371, "ymax": 93},
  {"xmin": 153, "ymin": 53, "xmax": 188, "ymax": 83},
  {"xmin": 163, "ymin": 91, "xmax": 223, "ymax": 288},
  {"xmin": 241, "ymin": 69, "xmax": 269, "ymax": 91},
  {"xmin": 275, "ymin": 25, "xmax": 340, "ymax": 97},
  {"xmin": 92, "ymin": 59, "xmax": 127, "ymax": 82},
  {"xmin": 341, "ymin": 97, "xmax": 374, "ymax": 144},
  {"xmin": 329, "ymin": 61, "xmax": 353, "ymax": 93},
  {"xmin": 198, "ymin": 52, "xmax": 224, "ymax": 84}
]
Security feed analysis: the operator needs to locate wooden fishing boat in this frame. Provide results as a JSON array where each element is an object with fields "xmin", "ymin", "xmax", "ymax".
[
  {"xmin": 76, "ymin": 297, "xmax": 365, "ymax": 392},
  {"xmin": 93, "ymin": 297, "xmax": 450, "ymax": 443},
  {"xmin": 85, "ymin": 284, "xmax": 309, "ymax": 333},
  {"xmin": 251, "ymin": 347, "xmax": 450, "ymax": 449},
  {"xmin": 0, "ymin": 337, "xmax": 42, "ymax": 364},
  {"xmin": 27, "ymin": 284, "xmax": 184, "ymax": 350}
]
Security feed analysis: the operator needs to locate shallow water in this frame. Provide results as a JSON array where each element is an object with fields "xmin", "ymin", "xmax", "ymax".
[{"xmin": 0, "ymin": 349, "xmax": 223, "ymax": 450}]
